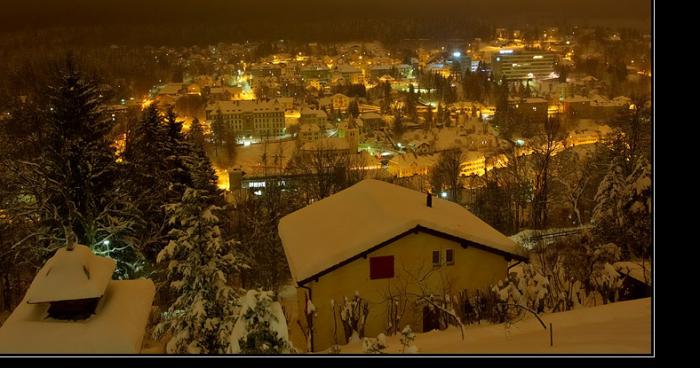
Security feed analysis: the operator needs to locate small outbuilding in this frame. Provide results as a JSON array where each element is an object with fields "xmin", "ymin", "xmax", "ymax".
[{"xmin": 0, "ymin": 244, "xmax": 155, "ymax": 354}]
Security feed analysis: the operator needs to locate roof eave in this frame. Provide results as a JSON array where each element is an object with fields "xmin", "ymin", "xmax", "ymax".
[{"xmin": 295, "ymin": 224, "xmax": 528, "ymax": 287}]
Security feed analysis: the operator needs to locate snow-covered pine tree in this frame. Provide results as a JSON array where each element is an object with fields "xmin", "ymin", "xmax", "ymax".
[
  {"xmin": 592, "ymin": 163, "xmax": 625, "ymax": 243},
  {"xmin": 32, "ymin": 57, "xmax": 138, "ymax": 275},
  {"xmin": 187, "ymin": 117, "xmax": 206, "ymax": 149},
  {"xmin": 122, "ymin": 104, "xmax": 173, "ymax": 262},
  {"xmin": 153, "ymin": 187, "xmax": 246, "ymax": 354},
  {"xmin": 621, "ymin": 156, "xmax": 652, "ymax": 264},
  {"xmin": 163, "ymin": 107, "xmax": 194, "ymax": 200},
  {"xmin": 228, "ymin": 289, "xmax": 292, "ymax": 354}
]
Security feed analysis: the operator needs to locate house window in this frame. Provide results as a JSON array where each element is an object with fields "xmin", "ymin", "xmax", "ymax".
[
  {"xmin": 369, "ymin": 256, "xmax": 394, "ymax": 280},
  {"xmin": 445, "ymin": 249, "xmax": 455, "ymax": 265},
  {"xmin": 432, "ymin": 250, "xmax": 441, "ymax": 267}
]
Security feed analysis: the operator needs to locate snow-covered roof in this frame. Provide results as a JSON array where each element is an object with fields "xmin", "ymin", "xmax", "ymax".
[
  {"xmin": 300, "ymin": 123, "xmax": 321, "ymax": 133},
  {"xmin": 279, "ymin": 179, "xmax": 527, "ymax": 284},
  {"xmin": 563, "ymin": 95, "xmax": 590, "ymax": 103},
  {"xmin": 207, "ymin": 100, "xmax": 284, "ymax": 114},
  {"xmin": 301, "ymin": 137, "xmax": 350, "ymax": 151},
  {"xmin": 359, "ymin": 112, "xmax": 383, "ymax": 120},
  {"xmin": 300, "ymin": 108, "xmax": 328, "ymax": 118},
  {"xmin": 389, "ymin": 153, "xmax": 438, "ymax": 168},
  {"xmin": 27, "ymin": 245, "xmax": 115, "ymax": 304},
  {"xmin": 0, "ymin": 273, "xmax": 155, "ymax": 353}
]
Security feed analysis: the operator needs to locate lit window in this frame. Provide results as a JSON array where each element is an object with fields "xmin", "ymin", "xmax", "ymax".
[
  {"xmin": 446, "ymin": 249, "xmax": 455, "ymax": 265},
  {"xmin": 370, "ymin": 256, "xmax": 394, "ymax": 280},
  {"xmin": 432, "ymin": 250, "xmax": 441, "ymax": 267}
]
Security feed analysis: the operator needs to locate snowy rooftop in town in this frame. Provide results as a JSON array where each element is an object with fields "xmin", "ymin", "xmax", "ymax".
[
  {"xmin": 300, "ymin": 107, "xmax": 328, "ymax": 118},
  {"xmin": 27, "ymin": 245, "xmax": 115, "ymax": 304},
  {"xmin": 0, "ymin": 246, "xmax": 155, "ymax": 354},
  {"xmin": 279, "ymin": 179, "xmax": 526, "ymax": 284}
]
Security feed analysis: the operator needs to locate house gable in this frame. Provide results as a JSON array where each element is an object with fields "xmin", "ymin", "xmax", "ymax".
[{"xmin": 298, "ymin": 224, "xmax": 527, "ymax": 286}]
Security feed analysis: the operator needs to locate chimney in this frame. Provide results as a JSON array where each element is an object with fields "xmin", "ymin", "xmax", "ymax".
[
  {"xmin": 64, "ymin": 225, "xmax": 75, "ymax": 251},
  {"xmin": 426, "ymin": 192, "xmax": 432, "ymax": 208}
]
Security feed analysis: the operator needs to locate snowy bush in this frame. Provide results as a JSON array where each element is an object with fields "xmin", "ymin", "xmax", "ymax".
[
  {"xmin": 399, "ymin": 325, "xmax": 417, "ymax": 353},
  {"xmin": 228, "ymin": 289, "xmax": 292, "ymax": 354},
  {"xmin": 340, "ymin": 292, "xmax": 369, "ymax": 342},
  {"xmin": 362, "ymin": 333, "xmax": 387, "ymax": 354},
  {"xmin": 492, "ymin": 264, "xmax": 549, "ymax": 314}
]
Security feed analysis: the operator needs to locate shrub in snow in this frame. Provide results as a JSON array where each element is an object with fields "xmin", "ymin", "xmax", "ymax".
[
  {"xmin": 229, "ymin": 289, "xmax": 292, "ymax": 354},
  {"xmin": 340, "ymin": 292, "xmax": 369, "ymax": 342},
  {"xmin": 492, "ymin": 264, "xmax": 549, "ymax": 314},
  {"xmin": 400, "ymin": 325, "xmax": 417, "ymax": 353},
  {"xmin": 329, "ymin": 344, "xmax": 341, "ymax": 354},
  {"xmin": 363, "ymin": 333, "xmax": 387, "ymax": 354},
  {"xmin": 296, "ymin": 293, "xmax": 316, "ymax": 352},
  {"xmin": 153, "ymin": 188, "xmax": 246, "ymax": 354},
  {"xmin": 562, "ymin": 237, "xmax": 622, "ymax": 305}
]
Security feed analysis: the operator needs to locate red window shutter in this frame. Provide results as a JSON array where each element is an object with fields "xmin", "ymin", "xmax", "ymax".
[{"xmin": 369, "ymin": 256, "xmax": 394, "ymax": 280}]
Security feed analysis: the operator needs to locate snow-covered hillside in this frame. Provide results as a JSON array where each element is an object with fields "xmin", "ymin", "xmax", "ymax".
[{"xmin": 334, "ymin": 298, "xmax": 651, "ymax": 354}]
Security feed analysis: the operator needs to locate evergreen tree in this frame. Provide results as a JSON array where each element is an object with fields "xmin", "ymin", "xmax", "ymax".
[
  {"xmin": 123, "ymin": 104, "xmax": 173, "ymax": 262},
  {"xmin": 406, "ymin": 84, "xmax": 418, "ymax": 121},
  {"xmin": 425, "ymin": 104, "xmax": 433, "ymax": 131},
  {"xmin": 154, "ymin": 188, "xmax": 246, "ymax": 354},
  {"xmin": 229, "ymin": 290, "xmax": 292, "ymax": 354},
  {"xmin": 32, "ymin": 58, "xmax": 139, "ymax": 276},
  {"xmin": 392, "ymin": 113, "xmax": 404, "ymax": 140},
  {"xmin": 381, "ymin": 81, "xmax": 392, "ymax": 114},
  {"xmin": 348, "ymin": 98, "xmax": 360, "ymax": 118},
  {"xmin": 188, "ymin": 117, "xmax": 206, "ymax": 149},
  {"xmin": 620, "ymin": 156, "xmax": 652, "ymax": 262},
  {"xmin": 164, "ymin": 108, "xmax": 194, "ymax": 195},
  {"xmin": 211, "ymin": 109, "xmax": 225, "ymax": 157},
  {"xmin": 592, "ymin": 164, "xmax": 626, "ymax": 243}
]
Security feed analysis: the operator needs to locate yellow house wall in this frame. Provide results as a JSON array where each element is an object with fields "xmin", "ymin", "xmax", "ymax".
[{"xmin": 297, "ymin": 231, "xmax": 509, "ymax": 352}]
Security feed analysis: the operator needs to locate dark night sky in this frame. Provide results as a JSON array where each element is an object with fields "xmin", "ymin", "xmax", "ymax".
[{"xmin": 1, "ymin": 0, "xmax": 651, "ymax": 30}]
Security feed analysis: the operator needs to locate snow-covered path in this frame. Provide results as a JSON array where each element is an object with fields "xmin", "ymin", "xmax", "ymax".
[{"xmin": 336, "ymin": 297, "xmax": 651, "ymax": 354}]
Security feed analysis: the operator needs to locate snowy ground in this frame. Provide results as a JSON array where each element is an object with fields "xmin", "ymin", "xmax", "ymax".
[{"xmin": 333, "ymin": 298, "xmax": 651, "ymax": 354}]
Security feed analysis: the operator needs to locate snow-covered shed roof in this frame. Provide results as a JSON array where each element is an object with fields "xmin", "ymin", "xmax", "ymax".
[
  {"xmin": 0, "ymin": 247, "xmax": 155, "ymax": 354},
  {"xmin": 27, "ymin": 245, "xmax": 116, "ymax": 304},
  {"xmin": 0, "ymin": 280, "xmax": 154, "ymax": 354},
  {"xmin": 279, "ymin": 179, "xmax": 527, "ymax": 284}
]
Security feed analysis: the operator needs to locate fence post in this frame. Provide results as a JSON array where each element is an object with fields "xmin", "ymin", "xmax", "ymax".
[{"xmin": 550, "ymin": 322, "xmax": 553, "ymax": 347}]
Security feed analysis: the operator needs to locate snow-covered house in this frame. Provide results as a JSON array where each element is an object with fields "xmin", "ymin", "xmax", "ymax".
[
  {"xmin": 299, "ymin": 108, "xmax": 328, "ymax": 127},
  {"xmin": 298, "ymin": 123, "xmax": 322, "ymax": 145},
  {"xmin": 387, "ymin": 153, "xmax": 437, "ymax": 177},
  {"xmin": 326, "ymin": 93, "xmax": 351, "ymax": 111},
  {"xmin": 278, "ymin": 179, "xmax": 527, "ymax": 352},
  {"xmin": 0, "ymin": 245, "xmax": 155, "ymax": 354},
  {"xmin": 407, "ymin": 140, "xmax": 432, "ymax": 154},
  {"xmin": 358, "ymin": 112, "xmax": 385, "ymax": 133}
]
